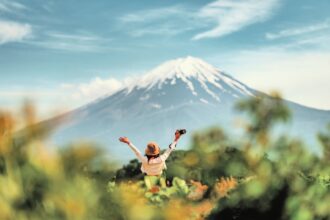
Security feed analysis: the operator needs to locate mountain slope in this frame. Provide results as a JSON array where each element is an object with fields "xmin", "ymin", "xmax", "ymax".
[{"xmin": 50, "ymin": 57, "xmax": 330, "ymax": 162}]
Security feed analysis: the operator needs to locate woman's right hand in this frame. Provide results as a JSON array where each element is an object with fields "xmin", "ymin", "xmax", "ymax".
[{"xmin": 119, "ymin": 137, "xmax": 130, "ymax": 144}]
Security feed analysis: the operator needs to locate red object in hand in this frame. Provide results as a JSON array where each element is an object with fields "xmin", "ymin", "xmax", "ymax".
[
  {"xmin": 175, "ymin": 130, "xmax": 181, "ymax": 141},
  {"xmin": 119, "ymin": 136, "xmax": 130, "ymax": 144}
]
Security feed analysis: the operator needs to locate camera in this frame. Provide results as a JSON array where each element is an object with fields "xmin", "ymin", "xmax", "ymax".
[{"xmin": 177, "ymin": 129, "xmax": 186, "ymax": 135}]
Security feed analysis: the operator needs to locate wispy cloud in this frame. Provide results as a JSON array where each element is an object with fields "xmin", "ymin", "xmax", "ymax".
[
  {"xmin": 193, "ymin": 0, "xmax": 280, "ymax": 40},
  {"xmin": 0, "ymin": 0, "xmax": 108, "ymax": 51},
  {"xmin": 47, "ymin": 32, "xmax": 103, "ymax": 41},
  {"xmin": 41, "ymin": 1, "xmax": 54, "ymax": 13},
  {"xmin": 118, "ymin": 5, "xmax": 198, "ymax": 37},
  {"xmin": 0, "ymin": 0, "xmax": 31, "ymax": 44},
  {"xmin": 119, "ymin": 5, "xmax": 185, "ymax": 23},
  {"xmin": 0, "ymin": 0, "xmax": 26, "ymax": 13},
  {"xmin": 266, "ymin": 19, "xmax": 330, "ymax": 40},
  {"xmin": 128, "ymin": 25, "xmax": 193, "ymax": 37},
  {"xmin": 119, "ymin": 0, "xmax": 280, "ymax": 40},
  {"xmin": 27, "ymin": 31, "xmax": 111, "ymax": 52},
  {"xmin": 0, "ymin": 20, "xmax": 31, "ymax": 44}
]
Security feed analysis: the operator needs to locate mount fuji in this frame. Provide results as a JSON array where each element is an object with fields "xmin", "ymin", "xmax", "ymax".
[{"xmin": 50, "ymin": 56, "xmax": 330, "ymax": 162}]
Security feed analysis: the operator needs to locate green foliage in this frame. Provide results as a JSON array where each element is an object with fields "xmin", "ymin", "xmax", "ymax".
[
  {"xmin": 1, "ymin": 94, "xmax": 330, "ymax": 220},
  {"xmin": 115, "ymin": 159, "xmax": 143, "ymax": 181},
  {"xmin": 318, "ymin": 123, "xmax": 330, "ymax": 162},
  {"xmin": 235, "ymin": 92, "xmax": 291, "ymax": 147}
]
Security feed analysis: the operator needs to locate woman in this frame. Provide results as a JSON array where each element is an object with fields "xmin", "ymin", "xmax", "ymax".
[{"xmin": 119, "ymin": 130, "xmax": 182, "ymax": 176}]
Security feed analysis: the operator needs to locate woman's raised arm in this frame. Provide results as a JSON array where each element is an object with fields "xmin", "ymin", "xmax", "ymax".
[{"xmin": 119, "ymin": 137, "xmax": 145, "ymax": 162}]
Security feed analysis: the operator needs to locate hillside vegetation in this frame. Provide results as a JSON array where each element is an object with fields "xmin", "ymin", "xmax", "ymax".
[{"xmin": 0, "ymin": 93, "xmax": 329, "ymax": 220}]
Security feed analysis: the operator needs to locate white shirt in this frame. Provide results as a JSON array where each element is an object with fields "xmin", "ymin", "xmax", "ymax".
[{"xmin": 128, "ymin": 141, "xmax": 177, "ymax": 176}]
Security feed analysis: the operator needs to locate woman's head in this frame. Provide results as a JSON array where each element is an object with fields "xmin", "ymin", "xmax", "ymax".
[{"xmin": 145, "ymin": 141, "xmax": 160, "ymax": 156}]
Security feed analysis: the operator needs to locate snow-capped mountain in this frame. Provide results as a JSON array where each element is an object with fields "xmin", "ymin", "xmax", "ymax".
[
  {"xmin": 51, "ymin": 56, "xmax": 330, "ymax": 162},
  {"xmin": 126, "ymin": 56, "xmax": 253, "ymax": 99}
]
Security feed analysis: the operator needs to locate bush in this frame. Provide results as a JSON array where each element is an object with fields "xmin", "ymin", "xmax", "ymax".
[{"xmin": 0, "ymin": 94, "xmax": 329, "ymax": 220}]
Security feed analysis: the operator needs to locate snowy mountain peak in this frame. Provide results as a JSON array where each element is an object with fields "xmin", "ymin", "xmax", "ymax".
[
  {"xmin": 126, "ymin": 56, "xmax": 254, "ymax": 99},
  {"xmin": 133, "ymin": 56, "xmax": 221, "ymax": 89}
]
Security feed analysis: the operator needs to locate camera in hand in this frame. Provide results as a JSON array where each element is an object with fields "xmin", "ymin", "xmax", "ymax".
[{"xmin": 177, "ymin": 129, "xmax": 186, "ymax": 135}]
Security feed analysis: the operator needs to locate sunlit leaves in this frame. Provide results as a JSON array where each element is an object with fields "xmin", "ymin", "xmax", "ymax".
[
  {"xmin": 1, "ymin": 93, "xmax": 330, "ymax": 220},
  {"xmin": 318, "ymin": 123, "xmax": 330, "ymax": 162},
  {"xmin": 235, "ymin": 92, "xmax": 291, "ymax": 147},
  {"xmin": 212, "ymin": 177, "xmax": 238, "ymax": 199}
]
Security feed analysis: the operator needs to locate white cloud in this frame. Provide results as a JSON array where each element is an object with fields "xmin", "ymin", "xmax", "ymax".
[
  {"xmin": 119, "ymin": 6, "xmax": 184, "ymax": 23},
  {"xmin": 266, "ymin": 19, "xmax": 330, "ymax": 40},
  {"xmin": 0, "ymin": 20, "xmax": 31, "ymax": 44},
  {"xmin": 128, "ymin": 25, "xmax": 192, "ymax": 37},
  {"xmin": 193, "ymin": 0, "xmax": 279, "ymax": 40},
  {"xmin": 0, "ymin": 76, "xmax": 137, "ymax": 118},
  {"xmin": 0, "ymin": 0, "xmax": 26, "ymax": 13},
  {"xmin": 210, "ymin": 48, "xmax": 330, "ymax": 110},
  {"xmin": 140, "ymin": 94, "xmax": 150, "ymax": 101},
  {"xmin": 0, "ymin": 1, "xmax": 31, "ymax": 45},
  {"xmin": 27, "ymin": 31, "xmax": 110, "ymax": 52},
  {"xmin": 0, "ymin": 76, "xmax": 128, "ymax": 118},
  {"xmin": 77, "ymin": 77, "xmax": 123, "ymax": 98},
  {"xmin": 61, "ymin": 76, "xmax": 136, "ymax": 103},
  {"xmin": 118, "ymin": 1, "xmax": 280, "ymax": 39},
  {"xmin": 118, "ymin": 5, "xmax": 197, "ymax": 37},
  {"xmin": 0, "ymin": 0, "xmax": 107, "ymax": 51},
  {"xmin": 150, "ymin": 103, "xmax": 161, "ymax": 109},
  {"xmin": 47, "ymin": 32, "xmax": 103, "ymax": 42}
]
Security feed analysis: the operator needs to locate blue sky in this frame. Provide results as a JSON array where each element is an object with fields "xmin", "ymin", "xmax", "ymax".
[{"xmin": 1, "ymin": 0, "xmax": 330, "ymax": 116}]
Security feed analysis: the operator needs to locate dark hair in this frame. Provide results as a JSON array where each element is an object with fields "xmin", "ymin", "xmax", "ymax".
[{"xmin": 146, "ymin": 154, "xmax": 160, "ymax": 162}]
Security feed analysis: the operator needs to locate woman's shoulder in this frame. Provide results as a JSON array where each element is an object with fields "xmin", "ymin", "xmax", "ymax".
[
  {"xmin": 140, "ymin": 156, "xmax": 148, "ymax": 163},
  {"xmin": 147, "ymin": 157, "xmax": 163, "ymax": 164}
]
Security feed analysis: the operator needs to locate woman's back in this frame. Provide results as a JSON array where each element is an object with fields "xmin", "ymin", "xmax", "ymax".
[
  {"xmin": 141, "ymin": 157, "xmax": 166, "ymax": 176},
  {"xmin": 119, "ymin": 130, "xmax": 181, "ymax": 176}
]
